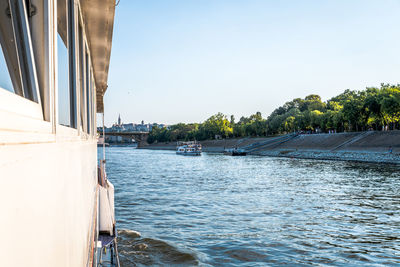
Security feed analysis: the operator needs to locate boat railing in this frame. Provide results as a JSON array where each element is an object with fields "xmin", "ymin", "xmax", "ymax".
[
  {"xmin": 98, "ymin": 160, "xmax": 107, "ymax": 187},
  {"xmin": 176, "ymin": 140, "xmax": 200, "ymax": 146}
]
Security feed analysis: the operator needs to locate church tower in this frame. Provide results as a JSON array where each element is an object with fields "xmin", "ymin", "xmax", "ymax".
[{"xmin": 118, "ymin": 114, "xmax": 121, "ymax": 126}]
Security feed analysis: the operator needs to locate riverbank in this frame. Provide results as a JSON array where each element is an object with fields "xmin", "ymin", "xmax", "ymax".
[{"xmin": 138, "ymin": 130, "xmax": 400, "ymax": 164}]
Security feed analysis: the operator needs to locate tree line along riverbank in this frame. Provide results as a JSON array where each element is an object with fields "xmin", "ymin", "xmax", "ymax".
[{"xmin": 148, "ymin": 84, "xmax": 400, "ymax": 144}]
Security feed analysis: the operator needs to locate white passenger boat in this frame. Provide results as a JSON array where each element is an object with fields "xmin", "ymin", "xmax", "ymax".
[
  {"xmin": 0, "ymin": 1, "xmax": 118, "ymax": 266},
  {"xmin": 176, "ymin": 141, "xmax": 202, "ymax": 156}
]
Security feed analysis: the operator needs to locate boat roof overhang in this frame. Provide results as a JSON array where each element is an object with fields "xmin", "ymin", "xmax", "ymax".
[{"xmin": 80, "ymin": 0, "xmax": 115, "ymax": 113}]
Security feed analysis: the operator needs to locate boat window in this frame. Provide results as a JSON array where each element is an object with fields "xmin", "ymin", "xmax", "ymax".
[
  {"xmin": 78, "ymin": 22, "xmax": 87, "ymax": 133},
  {"xmin": 86, "ymin": 52, "xmax": 91, "ymax": 135},
  {"xmin": 0, "ymin": 44, "xmax": 13, "ymax": 93},
  {"xmin": 90, "ymin": 72, "xmax": 95, "ymax": 135},
  {"xmin": 57, "ymin": 0, "xmax": 71, "ymax": 127},
  {"xmin": 57, "ymin": 33, "xmax": 70, "ymax": 126},
  {"xmin": 0, "ymin": 1, "xmax": 41, "ymax": 102}
]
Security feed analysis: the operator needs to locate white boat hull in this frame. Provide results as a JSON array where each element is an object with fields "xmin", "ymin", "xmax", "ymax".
[
  {"xmin": 0, "ymin": 137, "xmax": 98, "ymax": 267},
  {"xmin": 176, "ymin": 151, "xmax": 201, "ymax": 156}
]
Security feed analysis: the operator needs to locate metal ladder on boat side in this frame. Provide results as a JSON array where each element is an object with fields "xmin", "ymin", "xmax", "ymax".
[{"xmin": 97, "ymin": 233, "xmax": 121, "ymax": 267}]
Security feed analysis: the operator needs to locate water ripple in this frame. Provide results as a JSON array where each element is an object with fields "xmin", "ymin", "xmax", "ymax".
[{"xmin": 103, "ymin": 148, "xmax": 400, "ymax": 266}]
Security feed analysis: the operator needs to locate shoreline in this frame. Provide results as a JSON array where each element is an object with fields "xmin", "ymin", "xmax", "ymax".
[
  {"xmin": 138, "ymin": 131, "xmax": 400, "ymax": 164},
  {"xmin": 254, "ymin": 150, "xmax": 400, "ymax": 165}
]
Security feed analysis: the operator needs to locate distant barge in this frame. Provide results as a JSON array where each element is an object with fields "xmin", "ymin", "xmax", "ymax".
[{"xmin": 225, "ymin": 148, "xmax": 247, "ymax": 156}]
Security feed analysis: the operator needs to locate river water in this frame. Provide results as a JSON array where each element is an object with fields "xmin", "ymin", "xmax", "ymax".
[{"xmin": 102, "ymin": 147, "xmax": 400, "ymax": 266}]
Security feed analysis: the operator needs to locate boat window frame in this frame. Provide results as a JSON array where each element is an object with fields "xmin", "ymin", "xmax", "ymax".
[
  {"xmin": 76, "ymin": 3, "xmax": 97, "ymax": 138},
  {"xmin": 0, "ymin": 0, "xmax": 43, "ymax": 120},
  {"xmin": 75, "ymin": 4, "xmax": 97, "ymax": 137},
  {"xmin": 68, "ymin": 0, "xmax": 78, "ymax": 129},
  {"xmin": 56, "ymin": 0, "xmax": 71, "ymax": 128},
  {"xmin": 77, "ymin": 16, "xmax": 87, "ymax": 134},
  {"xmin": 10, "ymin": 0, "xmax": 41, "ymax": 103},
  {"xmin": 91, "ymin": 68, "xmax": 96, "ymax": 136},
  {"xmin": 85, "ymin": 49, "xmax": 91, "ymax": 135},
  {"xmin": 56, "ymin": 0, "xmax": 79, "ymax": 130}
]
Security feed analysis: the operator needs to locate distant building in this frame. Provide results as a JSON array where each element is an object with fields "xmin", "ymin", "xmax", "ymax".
[
  {"xmin": 123, "ymin": 123, "xmax": 135, "ymax": 131},
  {"xmin": 98, "ymin": 115, "xmax": 167, "ymax": 133}
]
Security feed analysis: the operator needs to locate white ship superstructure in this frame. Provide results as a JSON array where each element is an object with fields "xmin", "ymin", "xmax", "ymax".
[
  {"xmin": 0, "ymin": 0, "xmax": 117, "ymax": 266},
  {"xmin": 176, "ymin": 141, "xmax": 202, "ymax": 156}
]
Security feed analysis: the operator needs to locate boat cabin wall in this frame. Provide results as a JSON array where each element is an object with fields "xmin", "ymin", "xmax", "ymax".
[{"xmin": 0, "ymin": 1, "xmax": 108, "ymax": 266}]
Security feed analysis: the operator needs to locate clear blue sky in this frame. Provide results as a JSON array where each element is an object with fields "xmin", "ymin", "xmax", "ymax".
[{"xmin": 103, "ymin": 0, "xmax": 400, "ymax": 126}]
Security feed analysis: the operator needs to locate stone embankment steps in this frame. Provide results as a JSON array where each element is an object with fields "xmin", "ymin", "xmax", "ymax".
[
  {"xmin": 243, "ymin": 134, "xmax": 298, "ymax": 153},
  {"xmin": 273, "ymin": 132, "xmax": 360, "ymax": 151},
  {"xmin": 252, "ymin": 130, "xmax": 400, "ymax": 164},
  {"xmin": 238, "ymin": 137, "xmax": 280, "ymax": 151},
  {"xmin": 343, "ymin": 130, "xmax": 400, "ymax": 152},
  {"xmin": 236, "ymin": 137, "xmax": 250, "ymax": 146},
  {"xmin": 330, "ymin": 131, "xmax": 374, "ymax": 151}
]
